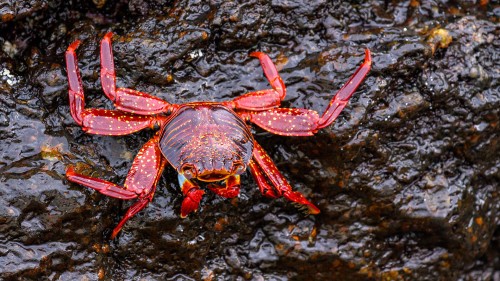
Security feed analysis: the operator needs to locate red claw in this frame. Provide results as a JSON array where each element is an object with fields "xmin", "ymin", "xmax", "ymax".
[
  {"xmin": 180, "ymin": 188, "xmax": 205, "ymax": 218},
  {"xmin": 207, "ymin": 175, "xmax": 241, "ymax": 198},
  {"xmin": 178, "ymin": 173, "xmax": 205, "ymax": 218}
]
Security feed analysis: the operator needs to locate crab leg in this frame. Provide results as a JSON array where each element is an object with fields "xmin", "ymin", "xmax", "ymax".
[
  {"xmin": 317, "ymin": 49, "xmax": 372, "ymax": 128},
  {"xmin": 250, "ymin": 52, "xmax": 286, "ymax": 99},
  {"xmin": 248, "ymin": 159, "xmax": 279, "ymax": 198},
  {"xmin": 66, "ymin": 40, "xmax": 164, "ymax": 135},
  {"xmin": 77, "ymin": 109, "xmax": 163, "ymax": 136},
  {"xmin": 207, "ymin": 175, "xmax": 241, "ymax": 198},
  {"xmin": 110, "ymin": 196, "xmax": 154, "ymax": 239},
  {"xmin": 250, "ymin": 141, "xmax": 320, "ymax": 214},
  {"xmin": 100, "ymin": 32, "xmax": 175, "ymax": 115},
  {"xmin": 66, "ymin": 135, "xmax": 166, "ymax": 239},
  {"xmin": 241, "ymin": 108, "xmax": 321, "ymax": 136},
  {"xmin": 224, "ymin": 52, "xmax": 286, "ymax": 111},
  {"xmin": 242, "ymin": 49, "xmax": 372, "ymax": 135}
]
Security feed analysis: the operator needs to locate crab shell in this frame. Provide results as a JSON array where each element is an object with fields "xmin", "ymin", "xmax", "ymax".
[{"xmin": 159, "ymin": 103, "xmax": 253, "ymax": 182}]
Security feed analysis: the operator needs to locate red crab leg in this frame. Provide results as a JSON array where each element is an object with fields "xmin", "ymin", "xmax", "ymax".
[
  {"xmin": 248, "ymin": 159, "xmax": 279, "ymax": 198},
  {"xmin": 225, "ymin": 89, "xmax": 282, "ymax": 111},
  {"xmin": 250, "ymin": 52, "xmax": 286, "ymax": 99},
  {"xmin": 66, "ymin": 40, "xmax": 165, "ymax": 135},
  {"xmin": 251, "ymin": 141, "xmax": 320, "ymax": 214},
  {"xmin": 317, "ymin": 49, "xmax": 372, "ymax": 128},
  {"xmin": 110, "ymin": 195, "xmax": 153, "ymax": 239},
  {"xmin": 224, "ymin": 52, "xmax": 286, "ymax": 111},
  {"xmin": 66, "ymin": 135, "xmax": 166, "ymax": 239},
  {"xmin": 100, "ymin": 32, "xmax": 175, "ymax": 115},
  {"xmin": 241, "ymin": 49, "xmax": 372, "ymax": 136},
  {"xmin": 241, "ymin": 108, "xmax": 320, "ymax": 136},
  {"xmin": 66, "ymin": 40, "xmax": 87, "ymax": 126},
  {"xmin": 178, "ymin": 173, "xmax": 205, "ymax": 218},
  {"xmin": 79, "ymin": 109, "xmax": 163, "ymax": 136},
  {"xmin": 66, "ymin": 166, "xmax": 138, "ymax": 199},
  {"xmin": 207, "ymin": 175, "xmax": 241, "ymax": 198}
]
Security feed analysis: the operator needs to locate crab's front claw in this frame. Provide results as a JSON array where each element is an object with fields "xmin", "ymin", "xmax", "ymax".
[
  {"xmin": 282, "ymin": 191, "xmax": 320, "ymax": 215},
  {"xmin": 207, "ymin": 175, "xmax": 241, "ymax": 198},
  {"xmin": 207, "ymin": 183, "xmax": 240, "ymax": 198},
  {"xmin": 180, "ymin": 188, "xmax": 205, "ymax": 218}
]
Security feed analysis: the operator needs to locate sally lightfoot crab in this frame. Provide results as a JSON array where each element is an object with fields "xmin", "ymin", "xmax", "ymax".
[{"xmin": 65, "ymin": 32, "xmax": 371, "ymax": 239}]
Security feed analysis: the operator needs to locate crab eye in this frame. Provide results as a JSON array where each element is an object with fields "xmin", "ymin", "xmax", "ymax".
[
  {"xmin": 233, "ymin": 163, "xmax": 246, "ymax": 174},
  {"xmin": 181, "ymin": 164, "xmax": 197, "ymax": 179}
]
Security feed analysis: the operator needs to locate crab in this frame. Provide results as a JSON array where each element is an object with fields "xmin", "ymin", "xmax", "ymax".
[{"xmin": 65, "ymin": 32, "xmax": 371, "ymax": 239}]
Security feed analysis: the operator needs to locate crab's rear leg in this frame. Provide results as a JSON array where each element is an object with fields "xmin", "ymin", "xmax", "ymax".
[
  {"xmin": 100, "ymin": 32, "xmax": 175, "ymax": 115},
  {"xmin": 66, "ymin": 41, "xmax": 164, "ymax": 135},
  {"xmin": 250, "ymin": 141, "xmax": 320, "ymax": 214},
  {"xmin": 66, "ymin": 135, "xmax": 166, "ymax": 239},
  {"xmin": 224, "ymin": 52, "xmax": 286, "ymax": 111},
  {"xmin": 241, "ymin": 49, "xmax": 372, "ymax": 136}
]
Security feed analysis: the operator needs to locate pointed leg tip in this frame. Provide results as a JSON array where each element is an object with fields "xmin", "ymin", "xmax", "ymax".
[
  {"xmin": 364, "ymin": 48, "xmax": 372, "ymax": 64},
  {"xmin": 65, "ymin": 165, "xmax": 76, "ymax": 176},
  {"xmin": 295, "ymin": 201, "xmax": 321, "ymax": 215},
  {"xmin": 110, "ymin": 223, "xmax": 123, "ymax": 239},
  {"xmin": 67, "ymin": 40, "xmax": 81, "ymax": 52},
  {"xmin": 104, "ymin": 31, "xmax": 114, "ymax": 40},
  {"xmin": 308, "ymin": 205, "xmax": 321, "ymax": 215},
  {"xmin": 249, "ymin": 51, "xmax": 266, "ymax": 58},
  {"xmin": 284, "ymin": 191, "xmax": 321, "ymax": 215},
  {"xmin": 110, "ymin": 229, "xmax": 120, "ymax": 240}
]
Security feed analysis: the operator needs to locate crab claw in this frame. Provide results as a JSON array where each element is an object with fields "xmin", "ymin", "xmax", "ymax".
[
  {"xmin": 283, "ymin": 191, "xmax": 320, "ymax": 215},
  {"xmin": 208, "ymin": 183, "xmax": 240, "ymax": 198},
  {"xmin": 180, "ymin": 188, "xmax": 205, "ymax": 218},
  {"xmin": 207, "ymin": 175, "xmax": 241, "ymax": 198}
]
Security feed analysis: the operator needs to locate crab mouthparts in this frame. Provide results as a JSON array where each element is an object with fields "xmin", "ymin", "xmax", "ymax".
[
  {"xmin": 197, "ymin": 170, "xmax": 231, "ymax": 182},
  {"xmin": 180, "ymin": 162, "xmax": 246, "ymax": 182}
]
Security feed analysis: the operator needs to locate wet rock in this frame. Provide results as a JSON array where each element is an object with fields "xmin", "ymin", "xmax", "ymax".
[
  {"xmin": 0, "ymin": 0, "xmax": 49, "ymax": 22},
  {"xmin": 0, "ymin": 0, "xmax": 498, "ymax": 280}
]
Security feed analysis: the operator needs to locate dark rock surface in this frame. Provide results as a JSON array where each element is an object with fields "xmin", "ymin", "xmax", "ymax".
[{"xmin": 0, "ymin": 0, "xmax": 498, "ymax": 280}]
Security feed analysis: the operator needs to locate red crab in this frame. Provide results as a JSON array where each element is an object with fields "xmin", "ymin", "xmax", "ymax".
[{"xmin": 65, "ymin": 32, "xmax": 371, "ymax": 239}]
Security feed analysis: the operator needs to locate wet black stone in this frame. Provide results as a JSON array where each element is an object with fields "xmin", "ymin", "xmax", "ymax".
[
  {"xmin": 0, "ymin": 0, "xmax": 498, "ymax": 280},
  {"xmin": 0, "ymin": 0, "xmax": 49, "ymax": 22}
]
